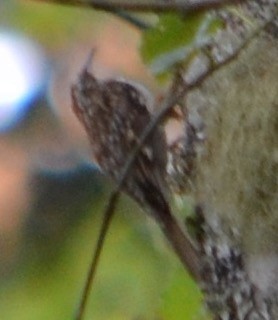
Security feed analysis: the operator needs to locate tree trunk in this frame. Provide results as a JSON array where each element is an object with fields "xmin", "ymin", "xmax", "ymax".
[{"xmin": 190, "ymin": 31, "xmax": 278, "ymax": 319}]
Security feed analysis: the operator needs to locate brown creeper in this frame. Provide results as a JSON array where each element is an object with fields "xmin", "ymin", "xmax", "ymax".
[{"xmin": 71, "ymin": 53, "xmax": 200, "ymax": 280}]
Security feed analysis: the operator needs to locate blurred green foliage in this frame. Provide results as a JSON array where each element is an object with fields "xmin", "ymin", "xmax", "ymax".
[
  {"xmin": 0, "ymin": 1, "xmax": 209, "ymax": 319},
  {"xmin": 0, "ymin": 194, "xmax": 204, "ymax": 319}
]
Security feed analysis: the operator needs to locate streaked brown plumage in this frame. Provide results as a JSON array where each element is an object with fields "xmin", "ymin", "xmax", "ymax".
[{"xmin": 71, "ymin": 54, "xmax": 200, "ymax": 280}]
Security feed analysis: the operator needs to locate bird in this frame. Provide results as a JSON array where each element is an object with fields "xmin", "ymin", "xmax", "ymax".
[{"xmin": 71, "ymin": 52, "xmax": 200, "ymax": 280}]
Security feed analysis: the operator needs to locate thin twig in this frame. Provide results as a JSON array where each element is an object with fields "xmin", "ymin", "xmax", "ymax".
[
  {"xmin": 74, "ymin": 16, "xmax": 270, "ymax": 320},
  {"xmin": 75, "ymin": 32, "xmax": 258, "ymax": 320},
  {"xmin": 37, "ymin": 0, "xmax": 246, "ymax": 13},
  {"xmin": 75, "ymin": 191, "xmax": 119, "ymax": 320}
]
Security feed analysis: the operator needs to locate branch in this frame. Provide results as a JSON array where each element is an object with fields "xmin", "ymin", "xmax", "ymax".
[
  {"xmin": 74, "ymin": 33, "xmax": 256, "ymax": 320},
  {"xmin": 74, "ymin": 13, "xmax": 273, "ymax": 320},
  {"xmin": 75, "ymin": 191, "xmax": 119, "ymax": 320},
  {"xmin": 36, "ymin": 0, "xmax": 246, "ymax": 13}
]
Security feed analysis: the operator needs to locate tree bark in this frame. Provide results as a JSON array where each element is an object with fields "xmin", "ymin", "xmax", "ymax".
[{"xmin": 190, "ymin": 31, "xmax": 278, "ymax": 319}]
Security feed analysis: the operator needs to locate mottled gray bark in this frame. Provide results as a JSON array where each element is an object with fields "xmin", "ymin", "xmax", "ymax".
[{"xmin": 188, "ymin": 21, "xmax": 278, "ymax": 320}]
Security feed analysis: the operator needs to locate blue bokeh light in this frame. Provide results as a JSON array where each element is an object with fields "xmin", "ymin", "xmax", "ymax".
[{"xmin": 0, "ymin": 31, "xmax": 47, "ymax": 132}]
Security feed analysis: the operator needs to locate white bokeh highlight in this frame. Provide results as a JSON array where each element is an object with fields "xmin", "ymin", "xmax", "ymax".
[{"xmin": 0, "ymin": 31, "xmax": 46, "ymax": 131}]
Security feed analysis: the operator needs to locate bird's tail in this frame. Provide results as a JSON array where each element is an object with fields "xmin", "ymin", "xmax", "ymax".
[
  {"xmin": 137, "ymin": 180, "xmax": 200, "ymax": 280},
  {"xmin": 153, "ymin": 204, "xmax": 200, "ymax": 281}
]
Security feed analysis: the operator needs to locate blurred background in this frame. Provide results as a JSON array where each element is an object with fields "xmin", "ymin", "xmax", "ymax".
[{"xmin": 0, "ymin": 0, "xmax": 203, "ymax": 319}]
